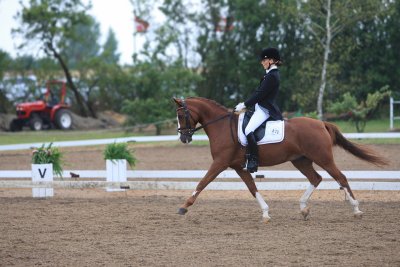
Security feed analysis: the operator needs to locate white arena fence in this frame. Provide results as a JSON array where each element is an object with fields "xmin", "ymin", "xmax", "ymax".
[
  {"xmin": 1, "ymin": 132, "xmax": 400, "ymax": 151},
  {"xmin": 0, "ymin": 133, "xmax": 399, "ymax": 191},
  {"xmin": 0, "ymin": 170, "xmax": 399, "ymax": 191}
]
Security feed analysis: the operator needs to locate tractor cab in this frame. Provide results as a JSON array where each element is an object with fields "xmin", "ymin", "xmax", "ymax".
[
  {"xmin": 9, "ymin": 80, "xmax": 73, "ymax": 131},
  {"xmin": 44, "ymin": 81, "xmax": 65, "ymax": 107}
]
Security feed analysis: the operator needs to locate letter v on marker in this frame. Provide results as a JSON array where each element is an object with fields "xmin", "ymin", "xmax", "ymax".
[{"xmin": 38, "ymin": 168, "xmax": 47, "ymax": 178}]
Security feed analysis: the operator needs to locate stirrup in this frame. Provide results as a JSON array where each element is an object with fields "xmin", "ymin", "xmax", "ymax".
[
  {"xmin": 243, "ymin": 158, "xmax": 258, "ymax": 173},
  {"xmin": 247, "ymin": 166, "xmax": 258, "ymax": 173}
]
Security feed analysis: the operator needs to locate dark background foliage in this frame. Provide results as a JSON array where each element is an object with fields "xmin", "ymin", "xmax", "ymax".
[{"xmin": 1, "ymin": 0, "xmax": 398, "ymax": 126}]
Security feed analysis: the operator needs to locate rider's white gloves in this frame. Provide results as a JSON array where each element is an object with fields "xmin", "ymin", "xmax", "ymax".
[{"xmin": 234, "ymin": 102, "xmax": 246, "ymax": 112}]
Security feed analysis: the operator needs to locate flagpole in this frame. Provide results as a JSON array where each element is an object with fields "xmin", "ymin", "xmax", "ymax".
[
  {"xmin": 133, "ymin": 16, "xmax": 137, "ymax": 64},
  {"xmin": 130, "ymin": 0, "xmax": 137, "ymax": 64}
]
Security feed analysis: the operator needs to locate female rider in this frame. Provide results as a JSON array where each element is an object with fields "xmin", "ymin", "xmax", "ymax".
[{"xmin": 234, "ymin": 47, "xmax": 283, "ymax": 173}]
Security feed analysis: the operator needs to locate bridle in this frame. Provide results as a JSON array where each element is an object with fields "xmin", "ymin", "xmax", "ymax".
[
  {"xmin": 176, "ymin": 99, "xmax": 197, "ymax": 137},
  {"xmin": 176, "ymin": 98, "xmax": 235, "ymax": 142}
]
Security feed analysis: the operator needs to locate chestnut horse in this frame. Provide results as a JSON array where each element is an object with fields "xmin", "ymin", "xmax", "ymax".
[{"xmin": 173, "ymin": 97, "xmax": 386, "ymax": 222}]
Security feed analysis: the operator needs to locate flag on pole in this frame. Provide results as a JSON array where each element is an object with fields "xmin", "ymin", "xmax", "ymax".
[{"xmin": 135, "ymin": 16, "xmax": 149, "ymax": 33}]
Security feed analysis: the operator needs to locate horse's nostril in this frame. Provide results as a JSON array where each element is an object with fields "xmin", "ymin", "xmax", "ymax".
[{"xmin": 180, "ymin": 136, "xmax": 187, "ymax": 143}]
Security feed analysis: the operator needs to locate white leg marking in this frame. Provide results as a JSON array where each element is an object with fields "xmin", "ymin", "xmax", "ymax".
[
  {"xmin": 300, "ymin": 184, "xmax": 316, "ymax": 210},
  {"xmin": 343, "ymin": 188, "xmax": 362, "ymax": 214},
  {"xmin": 176, "ymin": 115, "xmax": 181, "ymax": 138},
  {"xmin": 255, "ymin": 192, "xmax": 270, "ymax": 220},
  {"xmin": 192, "ymin": 190, "xmax": 198, "ymax": 197}
]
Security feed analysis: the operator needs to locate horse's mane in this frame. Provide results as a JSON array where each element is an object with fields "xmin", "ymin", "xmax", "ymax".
[{"xmin": 186, "ymin": 97, "xmax": 229, "ymax": 112}]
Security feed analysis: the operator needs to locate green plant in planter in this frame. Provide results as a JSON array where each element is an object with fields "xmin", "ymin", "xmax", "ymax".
[
  {"xmin": 32, "ymin": 143, "xmax": 64, "ymax": 177},
  {"xmin": 103, "ymin": 142, "xmax": 136, "ymax": 167}
]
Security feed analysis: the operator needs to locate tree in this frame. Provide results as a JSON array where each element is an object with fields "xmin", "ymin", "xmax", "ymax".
[
  {"xmin": 298, "ymin": 0, "xmax": 384, "ymax": 119},
  {"xmin": 31, "ymin": 56, "xmax": 61, "ymax": 87},
  {"xmin": 59, "ymin": 24, "xmax": 124, "ymax": 115},
  {"xmin": 101, "ymin": 28, "xmax": 120, "ymax": 65},
  {"xmin": 331, "ymin": 0, "xmax": 400, "ymax": 101},
  {"xmin": 328, "ymin": 86, "xmax": 391, "ymax": 132},
  {"xmin": 0, "ymin": 50, "xmax": 12, "ymax": 113},
  {"xmin": 122, "ymin": 98, "xmax": 172, "ymax": 135},
  {"xmin": 92, "ymin": 62, "xmax": 130, "ymax": 111},
  {"xmin": 59, "ymin": 15, "xmax": 102, "ymax": 117},
  {"xmin": 13, "ymin": 0, "xmax": 93, "ymax": 117},
  {"xmin": 154, "ymin": 0, "xmax": 303, "ymax": 110},
  {"xmin": 0, "ymin": 50, "xmax": 11, "ymax": 79},
  {"xmin": 60, "ymin": 15, "xmax": 101, "ymax": 69},
  {"xmin": 121, "ymin": 60, "xmax": 201, "ymax": 134}
]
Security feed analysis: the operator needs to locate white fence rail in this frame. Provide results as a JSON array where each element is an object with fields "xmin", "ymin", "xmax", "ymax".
[
  {"xmin": 1, "ymin": 180, "xmax": 399, "ymax": 191},
  {"xmin": 1, "ymin": 132, "xmax": 400, "ymax": 151},
  {"xmin": 1, "ymin": 170, "xmax": 400, "ymax": 179},
  {"xmin": 1, "ymin": 170, "xmax": 399, "ymax": 191}
]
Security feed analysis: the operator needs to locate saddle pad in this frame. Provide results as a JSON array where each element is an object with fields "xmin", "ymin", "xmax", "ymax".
[{"xmin": 238, "ymin": 112, "xmax": 285, "ymax": 146}]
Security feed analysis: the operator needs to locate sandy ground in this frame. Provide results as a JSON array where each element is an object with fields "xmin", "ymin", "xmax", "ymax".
[{"xmin": 0, "ymin": 143, "xmax": 400, "ymax": 266}]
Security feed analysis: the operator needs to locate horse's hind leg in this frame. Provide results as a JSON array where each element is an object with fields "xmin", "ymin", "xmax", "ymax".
[
  {"xmin": 320, "ymin": 162, "xmax": 363, "ymax": 218},
  {"xmin": 291, "ymin": 157, "xmax": 322, "ymax": 220},
  {"xmin": 235, "ymin": 168, "xmax": 271, "ymax": 223}
]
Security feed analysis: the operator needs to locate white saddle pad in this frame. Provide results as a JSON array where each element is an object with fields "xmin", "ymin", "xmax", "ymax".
[{"xmin": 238, "ymin": 113, "xmax": 285, "ymax": 146}]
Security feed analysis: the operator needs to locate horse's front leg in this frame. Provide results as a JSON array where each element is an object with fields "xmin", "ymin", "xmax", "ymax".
[
  {"xmin": 235, "ymin": 168, "xmax": 271, "ymax": 223},
  {"xmin": 178, "ymin": 161, "xmax": 228, "ymax": 215}
]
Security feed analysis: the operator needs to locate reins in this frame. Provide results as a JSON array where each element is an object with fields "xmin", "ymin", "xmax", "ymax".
[{"xmin": 192, "ymin": 113, "xmax": 232, "ymax": 132}]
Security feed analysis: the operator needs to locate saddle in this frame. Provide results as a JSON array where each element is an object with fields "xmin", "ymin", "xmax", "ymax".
[{"xmin": 238, "ymin": 109, "xmax": 285, "ymax": 146}]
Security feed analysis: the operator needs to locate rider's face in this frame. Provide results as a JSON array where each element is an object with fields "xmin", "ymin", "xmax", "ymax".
[{"xmin": 261, "ymin": 58, "xmax": 273, "ymax": 70}]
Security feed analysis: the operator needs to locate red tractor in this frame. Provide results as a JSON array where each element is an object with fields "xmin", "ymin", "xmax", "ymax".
[{"xmin": 9, "ymin": 80, "xmax": 73, "ymax": 131}]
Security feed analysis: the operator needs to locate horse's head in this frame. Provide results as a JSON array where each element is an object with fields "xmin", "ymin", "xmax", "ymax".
[{"xmin": 173, "ymin": 97, "xmax": 200, "ymax": 144}]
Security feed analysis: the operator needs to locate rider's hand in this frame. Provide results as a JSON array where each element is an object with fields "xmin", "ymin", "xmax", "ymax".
[{"xmin": 234, "ymin": 102, "xmax": 246, "ymax": 112}]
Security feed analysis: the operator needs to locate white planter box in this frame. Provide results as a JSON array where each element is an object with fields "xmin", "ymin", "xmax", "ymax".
[
  {"xmin": 31, "ymin": 163, "xmax": 54, "ymax": 197},
  {"xmin": 106, "ymin": 159, "xmax": 127, "ymax": 192}
]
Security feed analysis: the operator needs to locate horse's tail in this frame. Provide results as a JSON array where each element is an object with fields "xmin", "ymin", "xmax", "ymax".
[{"xmin": 323, "ymin": 121, "xmax": 388, "ymax": 167}]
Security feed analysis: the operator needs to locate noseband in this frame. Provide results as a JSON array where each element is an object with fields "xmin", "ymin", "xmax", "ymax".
[
  {"xmin": 177, "ymin": 99, "xmax": 196, "ymax": 137},
  {"xmin": 176, "ymin": 98, "xmax": 235, "ymax": 141}
]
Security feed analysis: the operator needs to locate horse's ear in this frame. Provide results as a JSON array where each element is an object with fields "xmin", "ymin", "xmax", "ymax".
[{"xmin": 172, "ymin": 97, "xmax": 182, "ymax": 106}]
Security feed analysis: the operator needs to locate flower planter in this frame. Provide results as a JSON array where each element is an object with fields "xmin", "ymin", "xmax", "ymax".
[
  {"xmin": 31, "ymin": 163, "xmax": 54, "ymax": 197},
  {"xmin": 106, "ymin": 159, "xmax": 127, "ymax": 192}
]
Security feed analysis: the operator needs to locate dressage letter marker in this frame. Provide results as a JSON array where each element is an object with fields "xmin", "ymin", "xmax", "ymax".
[
  {"xmin": 31, "ymin": 164, "xmax": 54, "ymax": 197},
  {"xmin": 106, "ymin": 159, "xmax": 127, "ymax": 192}
]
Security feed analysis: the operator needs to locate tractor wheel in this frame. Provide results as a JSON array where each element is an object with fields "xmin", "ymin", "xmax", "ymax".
[
  {"xmin": 55, "ymin": 109, "xmax": 72, "ymax": 130},
  {"xmin": 29, "ymin": 114, "xmax": 43, "ymax": 131},
  {"xmin": 9, "ymin": 119, "xmax": 23, "ymax": 132}
]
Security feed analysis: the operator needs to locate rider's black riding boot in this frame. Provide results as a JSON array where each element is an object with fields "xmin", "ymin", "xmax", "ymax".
[{"xmin": 244, "ymin": 132, "xmax": 258, "ymax": 173}]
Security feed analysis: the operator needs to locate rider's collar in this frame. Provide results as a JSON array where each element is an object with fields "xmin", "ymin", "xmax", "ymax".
[{"xmin": 266, "ymin": 65, "xmax": 277, "ymax": 74}]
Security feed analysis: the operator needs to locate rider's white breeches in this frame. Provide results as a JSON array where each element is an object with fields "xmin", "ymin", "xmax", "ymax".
[{"xmin": 245, "ymin": 104, "xmax": 270, "ymax": 135}]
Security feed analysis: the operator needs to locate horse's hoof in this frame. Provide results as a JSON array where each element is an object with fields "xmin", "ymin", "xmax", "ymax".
[
  {"xmin": 301, "ymin": 207, "xmax": 310, "ymax": 220},
  {"xmin": 354, "ymin": 210, "xmax": 363, "ymax": 219},
  {"xmin": 263, "ymin": 216, "xmax": 271, "ymax": 224},
  {"xmin": 178, "ymin": 208, "xmax": 188, "ymax": 215}
]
